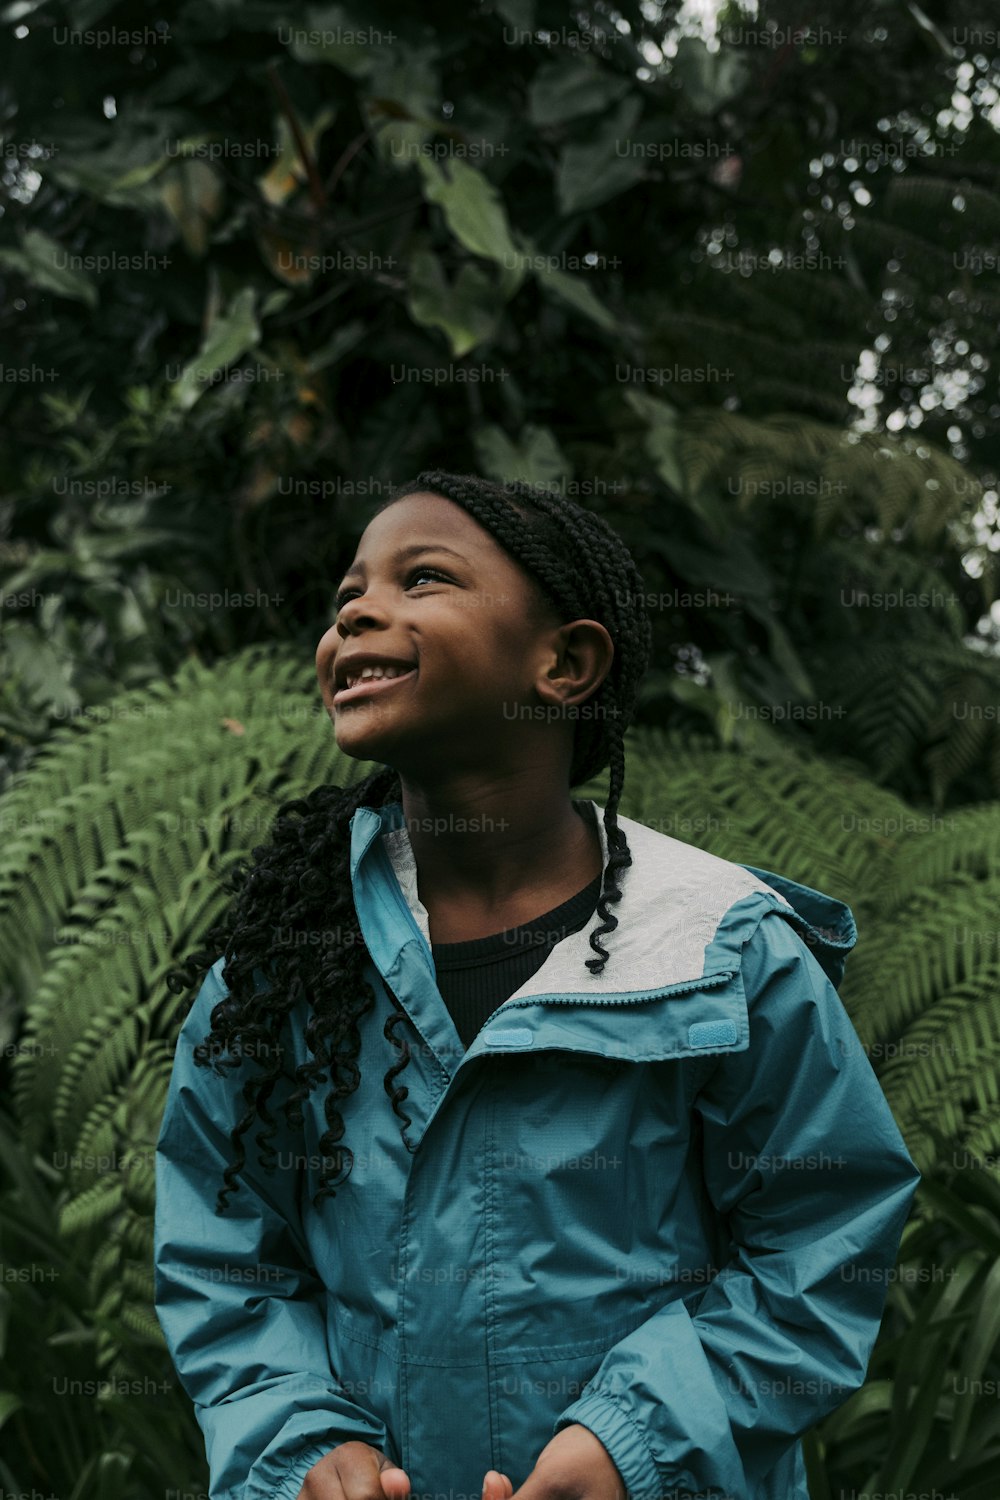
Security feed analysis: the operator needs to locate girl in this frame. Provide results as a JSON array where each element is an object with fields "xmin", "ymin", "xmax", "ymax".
[{"xmin": 154, "ymin": 471, "xmax": 921, "ymax": 1500}]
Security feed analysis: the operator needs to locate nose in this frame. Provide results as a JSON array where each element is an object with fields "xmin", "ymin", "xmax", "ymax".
[
  {"xmin": 315, "ymin": 588, "xmax": 393, "ymax": 704},
  {"xmin": 333, "ymin": 588, "xmax": 393, "ymax": 636}
]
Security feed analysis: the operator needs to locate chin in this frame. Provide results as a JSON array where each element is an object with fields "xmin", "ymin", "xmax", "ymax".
[{"xmin": 333, "ymin": 714, "xmax": 399, "ymax": 762}]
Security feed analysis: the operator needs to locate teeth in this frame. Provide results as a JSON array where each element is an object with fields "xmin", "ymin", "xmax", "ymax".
[{"xmin": 344, "ymin": 664, "xmax": 409, "ymax": 688}]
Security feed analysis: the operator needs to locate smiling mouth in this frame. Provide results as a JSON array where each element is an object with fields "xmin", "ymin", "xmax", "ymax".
[{"xmin": 332, "ymin": 668, "xmax": 417, "ymax": 706}]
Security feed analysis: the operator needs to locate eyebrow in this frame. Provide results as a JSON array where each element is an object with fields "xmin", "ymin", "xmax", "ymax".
[{"xmin": 338, "ymin": 542, "xmax": 468, "ymax": 581}]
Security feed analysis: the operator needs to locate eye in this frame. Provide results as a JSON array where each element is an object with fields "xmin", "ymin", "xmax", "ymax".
[
  {"xmin": 333, "ymin": 566, "xmax": 452, "ymax": 612},
  {"xmin": 406, "ymin": 566, "xmax": 451, "ymax": 589}
]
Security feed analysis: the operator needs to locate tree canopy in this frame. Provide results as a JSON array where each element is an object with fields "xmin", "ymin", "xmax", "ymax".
[{"xmin": 2, "ymin": 0, "xmax": 1000, "ymax": 804}]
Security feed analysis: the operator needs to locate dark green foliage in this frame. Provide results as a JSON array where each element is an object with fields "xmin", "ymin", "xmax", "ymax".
[{"xmin": 3, "ymin": 0, "xmax": 1000, "ymax": 809}]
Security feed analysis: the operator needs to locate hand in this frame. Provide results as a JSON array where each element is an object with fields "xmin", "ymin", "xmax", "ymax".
[
  {"xmin": 504, "ymin": 1425, "xmax": 627, "ymax": 1500},
  {"xmin": 297, "ymin": 1440, "xmax": 412, "ymax": 1500}
]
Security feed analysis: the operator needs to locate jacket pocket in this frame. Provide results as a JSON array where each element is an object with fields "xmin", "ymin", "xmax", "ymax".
[
  {"xmin": 492, "ymin": 1345, "xmax": 619, "ymax": 1485},
  {"xmin": 326, "ymin": 1307, "xmax": 403, "ymax": 1464}
]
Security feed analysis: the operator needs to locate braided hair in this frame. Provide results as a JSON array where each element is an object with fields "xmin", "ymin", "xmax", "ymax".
[{"xmin": 165, "ymin": 471, "xmax": 652, "ymax": 1214}]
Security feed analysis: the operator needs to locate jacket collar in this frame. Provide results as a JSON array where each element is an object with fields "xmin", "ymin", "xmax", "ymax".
[
  {"xmin": 348, "ymin": 798, "xmax": 859, "ymax": 1084},
  {"xmin": 350, "ymin": 797, "xmax": 857, "ymax": 1003}
]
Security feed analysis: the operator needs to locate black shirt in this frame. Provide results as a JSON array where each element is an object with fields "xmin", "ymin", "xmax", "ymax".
[{"xmin": 431, "ymin": 874, "xmax": 604, "ymax": 1048}]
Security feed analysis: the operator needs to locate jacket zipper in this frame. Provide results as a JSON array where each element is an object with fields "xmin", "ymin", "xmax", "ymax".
[
  {"xmin": 372, "ymin": 839, "xmax": 456, "ymax": 1080},
  {"xmin": 473, "ymin": 966, "xmax": 739, "ymax": 1030}
]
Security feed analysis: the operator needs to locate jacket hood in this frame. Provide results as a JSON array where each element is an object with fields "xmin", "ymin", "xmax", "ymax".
[{"xmin": 352, "ymin": 797, "xmax": 859, "ymax": 1000}]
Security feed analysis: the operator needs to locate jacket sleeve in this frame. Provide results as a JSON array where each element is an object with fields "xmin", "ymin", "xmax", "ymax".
[
  {"xmin": 550, "ymin": 910, "xmax": 922, "ymax": 1499},
  {"xmin": 153, "ymin": 957, "xmax": 391, "ymax": 1500}
]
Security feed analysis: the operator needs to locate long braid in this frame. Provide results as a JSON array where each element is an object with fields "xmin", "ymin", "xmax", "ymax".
[
  {"xmin": 166, "ymin": 471, "xmax": 651, "ymax": 1211},
  {"xmin": 166, "ymin": 762, "xmax": 408, "ymax": 1214}
]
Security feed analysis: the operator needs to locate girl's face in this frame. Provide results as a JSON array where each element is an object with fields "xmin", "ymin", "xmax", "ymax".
[{"xmin": 315, "ymin": 492, "xmax": 567, "ymax": 776}]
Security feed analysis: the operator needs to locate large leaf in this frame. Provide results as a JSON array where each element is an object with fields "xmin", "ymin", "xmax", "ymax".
[
  {"xmin": 473, "ymin": 424, "xmax": 568, "ymax": 488},
  {"xmin": 169, "ymin": 287, "xmax": 261, "ymax": 411},
  {"xmin": 418, "ymin": 156, "xmax": 519, "ymax": 264},
  {"xmin": 0, "ymin": 228, "xmax": 98, "ymax": 309},
  {"xmin": 47, "ymin": 129, "xmax": 173, "ymax": 209},
  {"xmin": 406, "ymin": 247, "xmax": 500, "ymax": 356},
  {"xmin": 527, "ymin": 60, "xmax": 631, "ymax": 127},
  {"xmin": 519, "ymin": 235, "xmax": 619, "ymax": 333},
  {"xmin": 555, "ymin": 97, "xmax": 647, "ymax": 215}
]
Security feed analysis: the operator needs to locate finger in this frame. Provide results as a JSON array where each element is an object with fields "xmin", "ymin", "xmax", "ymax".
[
  {"xmin": 378, "ymin": 1463, "xmax": 412, "ymax": 1500},
  {"xmin": 483, "ymin": 1470, "xmax": 506, "ymax": 1500}
]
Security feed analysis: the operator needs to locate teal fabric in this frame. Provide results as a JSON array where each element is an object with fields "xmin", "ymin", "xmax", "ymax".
[{"xmin": 153, "ymin": 800, "xmax": 920, "ymax": 1500}]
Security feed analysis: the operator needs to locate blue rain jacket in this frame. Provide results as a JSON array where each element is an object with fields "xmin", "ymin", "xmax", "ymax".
[{"xmin": 154, "ymin": 798, "xmax": 921, "ymax": 1500}]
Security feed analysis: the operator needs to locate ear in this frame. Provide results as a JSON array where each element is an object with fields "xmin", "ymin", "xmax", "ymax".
[{"xmin": 533, "ymin": 619, "xmax": 615, "ymax": 709}]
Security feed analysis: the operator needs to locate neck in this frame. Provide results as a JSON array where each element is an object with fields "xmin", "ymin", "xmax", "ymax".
[{"xmin": 395, "ymin": 770, "xmax": 603, "ymax": 913}]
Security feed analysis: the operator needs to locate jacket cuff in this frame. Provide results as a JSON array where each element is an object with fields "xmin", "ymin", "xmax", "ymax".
[
  {"xmin": 553, "ymin": 1388, "xmax": 661, "ymax": 1500},
  {"xmin": 245, "ymin": 1439, "xmax": 339, "ymax": 1500}
]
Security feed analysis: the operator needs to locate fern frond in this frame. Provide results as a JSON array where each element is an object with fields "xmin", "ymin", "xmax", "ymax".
[{"xmin": 58, "ymin": 1178, "xmax": 124, "ymax": 1237}]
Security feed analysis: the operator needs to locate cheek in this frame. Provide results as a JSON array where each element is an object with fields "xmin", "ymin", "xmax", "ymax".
[
  {"xmin": 315, "ymin": 626, "xmax": 340, "ymax": 704},
  {"xmin": 315, "ymin": 623, "xmax": 339, "ymax": 673}
]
